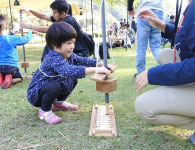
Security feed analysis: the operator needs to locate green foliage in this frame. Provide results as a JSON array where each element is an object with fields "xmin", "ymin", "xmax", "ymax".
[{"xmin": 133, "ymin": 0, "xmax": 139, "ymax": 10}]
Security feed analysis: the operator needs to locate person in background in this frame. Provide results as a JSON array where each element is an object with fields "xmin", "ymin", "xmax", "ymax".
[
  {"xmin": 128, "ymin": 0, "xmax": 164, "ymax": 77},
  {"xmin": 0, "ymin": 15, "xmax": 32, "ymax": 89},
  {"xmin": 131, "ymin": 16, "xmax": 137, "ymax": 33},
  {"xmin": 135, "ymin": 0, "xmax": 195, "ymax": 144},
  {"xmin": 20, "ymin": 0, "xmax": 89, "ymax": 61}
]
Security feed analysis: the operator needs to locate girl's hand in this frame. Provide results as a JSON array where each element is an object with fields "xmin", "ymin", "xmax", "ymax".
[
  {"xmin": 107, "ymin": 64, "xmax": 117, "ymax": 73},
  {"xmin": 97, "ymin": 67, "xmax": 111, "ymax": 76},
  {"xmin": 135, "ymin": 70, "xmax": 149, "ymax": 92}
]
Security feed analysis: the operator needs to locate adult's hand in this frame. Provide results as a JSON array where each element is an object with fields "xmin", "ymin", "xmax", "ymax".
[
  {"xmin": 135, "ymin": 70, "xmax": 149, "ymax": 92},
  {"xmin": 138, "ymin": 10, "xmax": 166, "ymax": 33},
  {"xmin": 128, "ymin": 10, "xmax": 135, "ymax": 16},
  {"xmin": 19, "ymin": 8, "xmax": 29, "ymax": 13},
  {"xmin": 20, "ymin": 22, "xmax": 29, "ymax": 29}
]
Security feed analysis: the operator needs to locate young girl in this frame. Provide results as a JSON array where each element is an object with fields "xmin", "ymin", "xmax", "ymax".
[
  {"xmin": 0, "ymin": 15, "xmax": 32, "ymax": 89},
  {"xmin": 27, "ymin": 22, "xmax": 115, "ymax": 125}
]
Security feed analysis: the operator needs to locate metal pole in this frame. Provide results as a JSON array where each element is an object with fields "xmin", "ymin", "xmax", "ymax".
[
  {"xmin": 91, "ymin": 0, "xmax": 94, "ymax": 36},
  {"xmin": 8, "ymin": 0, "xmax": 13, "ymax": 29},
  {"xmin": 101, "ymin": 0, "xmax": 109, "ymax": 104},
  {"xmin": 85, "ymin": 0, "xmax": 88, "ymax": 31},
  {"xmin": 126, "ymin": 6, "xmax": 128, "ymax": 51},
  {"xmin": 20, "ymin": 12, "xmax": 27, "ymax": 73}
]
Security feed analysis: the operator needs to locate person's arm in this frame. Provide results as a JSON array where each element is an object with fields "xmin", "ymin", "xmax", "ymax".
[
  {"xmin": 85, "ymin": 67, "xmax": 110, "ymax": 76},
  {"xmin": 161, "ymin": 23, "xmax": 175, "ymax": 40},
  {"xmin": 72, "ymin": 54, "xmax": 116, "ymax": 73},
  {"xmin": 138, "ymin": 9, "xmax": 176, "ymax": 40},
  {"xmin": 136, "ymin": 57, "xmax": 195, "ymax": 91},
  {"xmin": 49, "ymin": 55, "xmax": 110, "ymax": 78},
  {"xmin": 20, "ymin": 9, "xmax": 51, "ymax": 22},
  {"xmin": 148, "ymin": 57, "xmax": 195, "ymax": 86},
  {"xmin": 128, "ymin": 0, "xmax": 135, "ymax": 16},
  {"xmin": 20, "ymin": 22, "xmax": 48, "ymax": 33},
  {"xmin": 8, "ymin": 32, "xmax": 33, "ymax": 46}
]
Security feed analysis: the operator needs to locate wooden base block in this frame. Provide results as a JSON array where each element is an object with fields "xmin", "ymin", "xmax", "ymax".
[
  {"xmin": 89, "ymin": 105, "xmax": 117, "ymax": 137},
  {"xmin": 96, "ymin": 77, "xmax": 117, "ymax": 93},
  {"xmin": 21, "ymin": 62, "xmax": 29, "ymax": 68}
]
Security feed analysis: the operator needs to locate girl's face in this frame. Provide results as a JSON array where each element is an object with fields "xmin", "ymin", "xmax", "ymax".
[{"xmin": 55, "ymin": 39, "xmax": 75, "ymax": 59}]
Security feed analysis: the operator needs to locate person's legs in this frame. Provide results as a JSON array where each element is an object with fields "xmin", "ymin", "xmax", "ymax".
[
  {"xmin": 1, "ymin": 74, "xmax": 12, "ymax": 89},
  {"xmin": 135, "ymin": 84, "xmax": 195, "ymax": 130},
  {"xmin": 52, "ymin": 79, "xmax": 79, "ymax": 111},
  {"xmin": 136, "ymin": 17, "xmax": 150, "ymax": 74},
  {"xmin": 0, "ymin": 65, "xmax": 20, "ymax": 89},
  {"xmin": 158, "ymin": 48, "xmax": 181, "ymax": 64},
  {"xmin": 11, "ymin": 68, "xmax": 23, "ymax": 84},
  {"xmin": 0, "ymin": 72, "xmax": 4, "ymax": 86},
  {"xmin": 149, "ymin": 9, "xmax": 163, "ymax": 62},
  {"xmin": 36, "ymin": 81, "xmax": 62, "ymax": 124}
]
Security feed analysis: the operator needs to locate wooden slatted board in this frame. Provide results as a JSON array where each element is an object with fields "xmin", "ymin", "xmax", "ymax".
[{"xmin": 89, "ymin": 105, "xmax": 117, "ymax": 137}]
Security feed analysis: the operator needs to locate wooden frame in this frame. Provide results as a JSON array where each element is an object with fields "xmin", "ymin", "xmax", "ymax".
[{"xmin": 89, "ymin": 105, "xmax": 117, "ymax": 137}]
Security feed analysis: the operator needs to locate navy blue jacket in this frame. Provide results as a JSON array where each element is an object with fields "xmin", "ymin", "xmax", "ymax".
[{"xmin": 148, "ymin": 1, "xmax": 195, "ymax": 86}]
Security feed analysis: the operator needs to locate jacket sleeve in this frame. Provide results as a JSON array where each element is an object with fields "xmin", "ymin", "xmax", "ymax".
[
  {"xmin": 72, "ymin": 53, "xmax": 96, "ymax": 67},
  {"xmin": 50, "ymin": 55, "xmax": 86, "ymax": 79},
  {"xmin": 128, "ymin": 0, "xmax": 134, "ymax": 11},
  {"xmin": 148, "ymin": 57, "xmax": 195, "ymax": 86},
  {"xmin": 8, "ymin": 32, "xmax": 33, "ymax": 47},
  {"xmin": 161, "ymin": 23, "xmax": 175, "ymax": 40}
]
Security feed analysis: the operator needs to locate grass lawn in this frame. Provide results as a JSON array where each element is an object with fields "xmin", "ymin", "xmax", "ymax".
[{"xmin": 0, "ymin": 44, "xmax": 194, "ymax": 150}]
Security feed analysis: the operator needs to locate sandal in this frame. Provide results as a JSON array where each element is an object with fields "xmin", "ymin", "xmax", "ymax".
[{"xmin": 39, "ymin": 110, "xmax": 62, "ymax": 124}]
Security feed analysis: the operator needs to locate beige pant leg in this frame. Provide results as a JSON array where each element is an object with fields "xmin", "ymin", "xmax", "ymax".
[
  {"xmin": 158, "ymin": 48, "xmax": 181, "ymax": 64},
  {"xmin": 135, "ymin": 84, "xmax": 195, "ymax": 130}
]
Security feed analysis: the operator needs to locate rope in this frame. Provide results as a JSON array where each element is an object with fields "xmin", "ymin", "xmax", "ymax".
[{"xmin": 95, "ymin": 0, "xmax": 104, "ymax": 77}]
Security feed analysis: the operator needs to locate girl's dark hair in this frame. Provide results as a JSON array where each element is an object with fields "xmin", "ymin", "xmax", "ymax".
[
  {"xmin": 46, "ymin": 22, "xmax": 77, "ymax": 49},
  {"xmin": 0, "ymin": 15, "xmax": 8, "ymax": 31},
  {"xmin": 50, "ymin": 0, "xmax": 69, "ymax": 15}
]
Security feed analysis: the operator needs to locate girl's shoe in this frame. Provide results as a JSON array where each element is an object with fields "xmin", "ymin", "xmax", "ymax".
[
  {"xmin": 39, "ymin": 110, "xmax": 62, "ymax": 124},
  {"xmin": 1, "ymin": 74, "xmax": 12, "ymax": 89},
  {"xmin": 0, "ymin": 73, "xmax": 4, "ymax": 86},
  {"xmin": 190, "ymin": 132, "xmax": 195, "ymax": 144},
  {"xmin": 52, "ymin": 101, "xmax": 79, "ymax": 111}
]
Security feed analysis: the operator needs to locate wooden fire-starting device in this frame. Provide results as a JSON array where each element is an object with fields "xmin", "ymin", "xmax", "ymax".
[{"xmin": 89, "ymin": 0, "xmax": 117, "ymax": 137}]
